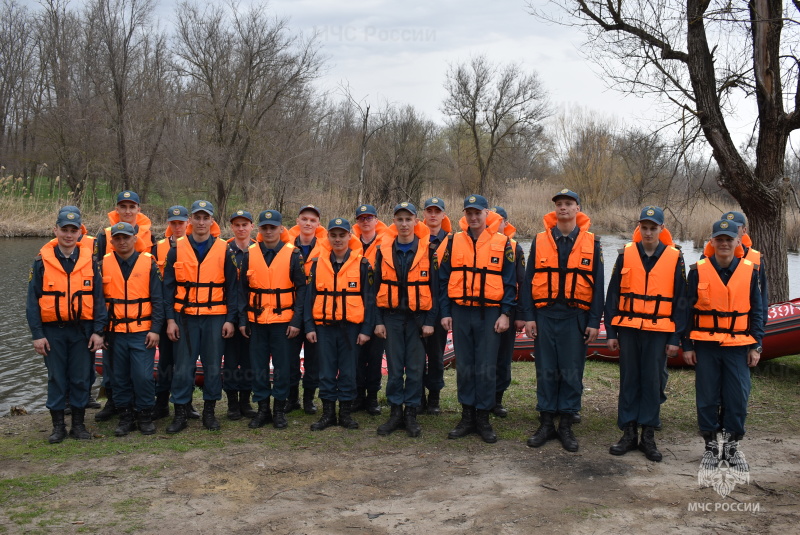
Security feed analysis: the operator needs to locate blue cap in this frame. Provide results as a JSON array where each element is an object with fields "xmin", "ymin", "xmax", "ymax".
[
  {"xmin": 327, "ymin": 218, "xmax": 351, "ymax": 232},
  {"xmin": 110, "ymin": 222, "xmax": 136, "ymax": 236},
  {"xmin": 257, "ymin": 210, "xmax": 282, "ymax": 227},
  {"xmin": 116, "ymin": 190, "xmax": 140, "ymax": 204},
  {"xmin": 493, "ymin": 206, "xmax": 508, "ymax": 220},
  {"xmin": 298, "ymin": 204, "xmax": 321, "ymax": 217},
  {"xmin": 191, "ymin": 200, "xmax": 214, "ymax": 215},
  {"xmin": 721, "ymin": 211, "xmax": 746, "ymax": 227},
  {"xmin": 463, "ymin": 194, "xmax": 489, "ymax": 210},
  {"xmin": 712, "ymin": 220, "xmax": 739, "ymax": 239},
  {"xmin": 166, "ymin": 205, "xmax": 189, "ymax": 222},
  {"xmin": 230, "ymin": 210, "xmax": 254, "ymax": 223},
  {"xmin": 552, "ymin": 188, "xmax": 580, "ymax": 204},
  {"xmin": 58, "ymin": 205, "xmax": 81, "ymax": 215},
  {"xmin": 355, "ymin": 204, "xmax": 378, "ymax": 218},
  {"xmin": 638, "ymin": 206, "xmax": 664, "ymax": 225},
  {"xmin": 56, "ymin": 210, "xmax": 82, "ymax": 228},
  {"xmin": 423, "ymin": 197, "xmax": 446, "ymax": 211},
  {"xmin": 393, "ymin": 202, "xmax": 417, "ymax": 216}
]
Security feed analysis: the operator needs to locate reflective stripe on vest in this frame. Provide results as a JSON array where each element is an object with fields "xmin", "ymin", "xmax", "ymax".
[
  {"xmin": 689, "ymin": 258, "xmax": 756, "ymax": 346},
  {"xmin": 312, "ymin": 253, "xmax": 365, "ymax": 325},
  {"xmin": 38, "ymin": 242, "xmax": 95, "ymax": 323},
  {"xmin": 173, "ymin": 237, "xmax": 228, "ymax": 315},
  {"xmin": 155, "ymin": 238, "xmax": 171, "ymax": 275},
  {"xmin": 447, "ymin": 230, "xmax": 507, "ymax": 307},
  {"xmin": 102, "ymin": 252, "xmax": 153, "ymax": 332},
  {"xmin": 531, "ymin": 230, "xmax": 595, "ymax": 310},
  {"xmin": 376, "ymin": 238, "xmax": 433, "ymax": 311},
  {"xmin": 611, "ymin": 243, "xmax": 679, "ymax": 332},
  {"xmin": 245, "ymin": 243, "xmax": 296, "ymax": 324}
]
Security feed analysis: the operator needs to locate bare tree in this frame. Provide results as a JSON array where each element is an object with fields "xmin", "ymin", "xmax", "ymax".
[
  {"xmin": 531, "ymin": 0, "xmax": 800, "ymax": 301},
  {"xmin": 442, "ymin": 54, "xmax": 550, "ymax": 194}
]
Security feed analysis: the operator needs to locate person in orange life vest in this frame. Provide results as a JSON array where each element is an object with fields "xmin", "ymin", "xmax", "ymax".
[
  {"xmin": 522, "ymin": 189, "xmax": 604, "ymax": 453},
  {"xmin": 304, "ymin": 218, "xmax": 376, "ymax": 431},
  {"xmin": 351, "ymin": 204, "xmax": 388, "ymax": 415},
  {"xmin": 492, "ymin": 206, "xmax": 527, "ymax": 419},
  {"xmin": 152, "ymin": 205, "xmax": 196, "ymax": 421},
  {"xmin": 604, "ymin": 206, "xmax": 688, "ymax": 462},
  {"xmin": 237, "ymin": 210, "xmax": 307, "ymax": 429},
  {"xmin": 286, "ymin": 204, "xmax": 326, "ymax": 414},
  {"xmin": 94, "ymin": 190, "xmax": 154, "ymax": 422},
  {"xmin": 26, "ymin": 209, "xmax": 106, "ymax": 443},
  {"xmin": 373, "ymin": 203, "xmax": 439, "ymax": 438},
  {"xmin": 162, "ymin": 200, "xmax": 239, "ymax": 433},
  {"xmin": 101, "ymin": 222, "xmax": 164, "ymax": 437},
  {"xmin": 419, "ymin": 197, "xmax": 452, "ymax": 415},
  {"xmin": 439, "ymin": 194, "xmax": 516, "ymax": 444},
  {"xmin": 222, "ymin": 209, "xmax": 258, "ymax": 421},
  {"xmin": 683, "ymin": 220, "xmax": 764, "ymax": 471}
]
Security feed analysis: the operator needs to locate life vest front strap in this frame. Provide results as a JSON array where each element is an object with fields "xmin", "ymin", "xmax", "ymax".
[
  {"xmin": 450, "ymin": 265, "xmax": 503, "ymax": 306},
  {"xmin": 620, "ymin": 291, "xmax": 673, "ymax": 321},
  {"xmin": 692, "ymin": 308, "xmax": 750, "ymax": 336},
  {"xmin": 247, "ymin": 287, "xmax": 296, "ymax": 315},
  {"xmin": 316, "ymin": 288, "xmax": 359, "ymax": 325}
]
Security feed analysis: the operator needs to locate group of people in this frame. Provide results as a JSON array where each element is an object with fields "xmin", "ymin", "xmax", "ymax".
[{"xmin": 27, "ymin": 188, "xmax": 766, "ymax": 469}]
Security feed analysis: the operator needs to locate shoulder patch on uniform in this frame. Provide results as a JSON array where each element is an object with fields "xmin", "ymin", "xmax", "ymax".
[
  {"xmin": 505, "ymin": 247, "xmax": 514, "ymax": 263},
  {"xmin": 28, "ymin": 267, "xmax": 33, "ymax": 282}
]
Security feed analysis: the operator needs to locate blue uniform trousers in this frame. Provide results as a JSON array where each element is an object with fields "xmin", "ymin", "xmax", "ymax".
[
  {"xmin": 616, "ymin": 327, "xmax": 667, "ymax": 429},
  {"xmin": 317, "ymin": 322, "xmax": 361, "ymax": 402},
  {"xmin": 42, "ymin": 324, "xmax": 93, "ymax": 410},
  {"xmin": 171, "ymin": 314, "xmax": 225, "ymax": 404},
  {"xmin": 496, "ymin": 309, "xmax": 517, "ymax": 393},
  {"xmin": 223, "ymin": 328, "xmax": 252, "ymax": 391},
  {"xmin": 383, "ymin": 312, "xmax": 426, "ymax": 408},
  {"xmin": 533, "ymin": 313, "xmax": 586, "ymax": 414},
  {"xmin": 108, "ymin": 332, "xmax": 155, "ymax": 411},
  {"xmin": 451, "ymin": 304, "xmax": 501, "ymax": 411},
  {"xmin": 101, "ymin": 348, "xmax": 114, "ymax": 389},
  {"xmin": 694, "ymin": 341, "xmax": 751, "ymax": 436},
  {"xmin": 356, "ymin": 335, "xmax": 385, "ymax": 394},
  {"xmin": 422, "ymin": 321, "xmax": 447, "ymax": 392},
  {"xmin": 249, "ymin": 322, "xmax": 292, "ymax": 402},
  {"xmin": 155, "ymin": 322, "xmax": 174, "ymax": 394}
]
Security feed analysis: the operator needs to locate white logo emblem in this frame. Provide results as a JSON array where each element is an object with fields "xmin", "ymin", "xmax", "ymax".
[
  {"xmin": 199, "ymin": 201, "xmax": 207, "ymax": 207},
  {"xmin": 360, "ymin": 206, "xmax": 367, "ymax": 212},
  {"xmin": 726, "ymin": 213, "xmax": 735, "ymax": 220},
  {"xmin": 123, "ymin": 191, "xmax": 131, "ymax": 198},
  {"xmin": 560, "ymin": 188, "xmax": 569, "ymax": 194},
  {"xmin": 67, "ymin": 213, "xmax": 75, "ymax": 220},
  {"xmin": 431, "ymin": 198, "xmax": 438, "ymax": 203},
  {"xmin": 468, "ymin": 196, "xmax": 476, "ymax": 203},
  {"xmin": 335, "ymin": 219, "xmax": 342, "ymax": 225},
  {"xmin": 173, "ymin": 209, "xmax": 180, "ymax": 215},
  {"xmin": 720, "ymin": 221, "xmax": 729, "ymax": 229},
  {"xmin": 265, "ymin": 212, "xmax": 272, "ymax": 218},
  {"xmin": 697, "ymin": 433, "xmax": 750, "ymax": 498},
  {"xmin": 646, "ymin": 209, "xmax": 655, "ymax": 216}
]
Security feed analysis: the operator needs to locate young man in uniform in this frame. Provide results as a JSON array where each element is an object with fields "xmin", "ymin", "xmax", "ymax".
[
  {"xmin": 604, "ymin": 206, "xmax": 687, "ymax": 461},
  {"xmin": 238, "ymin": 210, "xmax": 307, "ymax": 429},
  {"xmin": 420, "ymin": 197, "xmax": 452, "ymax": 415},
  {"xmin": 224, "ymin": 210, "xmax": 257, "ymax": 421},
  {"xmin": 374, "ymin": 203, "xmax": 438, "ymax": 437},
  {"xmin": 287, "ymin": 204, "xmax": 326, "ymax": 414},
  {"xmin": 522, "ymin": 189, "xmax": 604, "ymax": 452},
  {"xmin": 101, "ymin": 222, "xmax": 164, "ymax": 436},
  {"xmin": 718, "ymin": 211, "xmax": 768, "ymax": 319},
  {"xmin": 304, "ymin": 218, "xmax": 375, "ymax": 431},
  {"xmin": 351, "ymin": 204, "xmax": 388, "ymax": 415},
  {"xmin": 439, "ymin": 194, "xmax": 516, "ymax": 444},
  {"xmin": 683, "ymin": 220, "xmax": 764, "ymax": 470},
  {"xmin": 163, "ymin": 200, "xmax": 238, "ymax": 433},
  {"xmin": 27, "ymin": 208, "xmax": 106, "ymax": 443}
]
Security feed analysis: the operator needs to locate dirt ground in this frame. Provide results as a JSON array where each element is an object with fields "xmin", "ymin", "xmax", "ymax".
[{"xmin": 1, "ymin": 411, "xmax": 798, "ymax": 535}]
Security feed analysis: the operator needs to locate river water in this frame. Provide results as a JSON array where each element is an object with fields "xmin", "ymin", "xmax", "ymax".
[{"xmin": 2, "ymin": 236, "xmax": 798, "ymax": 414}]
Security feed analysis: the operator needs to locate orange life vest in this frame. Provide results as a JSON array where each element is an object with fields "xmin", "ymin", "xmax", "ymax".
[
  {"xmin": 610, "ymin": 242, "xmax": 680, "ymax": 332},
  {"xmin": 105, "ymin": 212, "xmax": 153, "ymax": 253},
  {"xmin": 172, "ymin": 236, "xmax": 228, "ymax": 315},
  {"xmin": 376, "ymin": 223, "xmax": 433, "ymax": 311},
  {"xmin": 447, "ymin": 212, "xmax": 508, "ymax": 307},
  {"xmin": 101, "ymin": 252, "xmax": 154, "ymax": 332},
  {"xmin": 531, "ymin": 212, "xmax": 596, "ymax": 310},
  {"xmin": 689, "ymin": 258, "xmax": 757, "ymax": 346},
  {"xmin": 352, "ymin": 220, "xmax": 388, "ymax": 267},
  {"xmin": 312, "ymin": 252, "xmax": 365, "ymax": 325},
  {"xmin": 155, "ymin": 238, "xmax": 174, "ymax": 275},
  {"xmin": 38, "ymin": 241, "xmax": 95, "ymax": 323},
  {"xmin": 245, "ymin": 242, "xmax": 297, "ymax": 324}
]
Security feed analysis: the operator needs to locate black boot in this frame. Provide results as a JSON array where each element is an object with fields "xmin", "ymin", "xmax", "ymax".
[
  {"xmin": 639, "ymin": 426, "xmax": 662, "ymax": 462},
  {"xmin": 701, "ymin": 431, "xmax": 720, "ymax": 469},
  {"xmin": 137, "ymin": 408, "xmax": 156, "ymax": 435},
  {"xmin": 225, "ymin": 390, "xmax": 241, "ymax": 420},
  {"xmin": 572, "ymin": 412, "xmax": 582, "ymax": 424},
  {"xmin": 609, "ymin": 422, "xmax": 638, "ymax": 456},
  {"xmin": 153, "ymin": 391, "xmax": 170, "ymax": 420},
  {"xmin": 426, "ymin": 390, "xmax": 441, "ymax": 416},
  {"xmin": 339, "ymin": 400, "xmax": 359, "ymax": 429},
  {"xmin": 351, "ymin": 390, "xmax": 365, "ymax": 412},
  {"xmin": 69, "ymin": 407, "xmax": 92, "ymax": 440},
  {"xmin": 527, "ymin": 412, "xmax": 557, "ymax": 448},
  {"xmin": 492, "ymin": 391, "xmax": 508, "ymax": 418},
  {"xmin": 303, "ymin": 388, "xmax": 318, "ymax": 414},
  {"xmin": 475, "ymin": 409, "xmax": 498, "ymax": 443},
  {"xmin": 448, "ymin": 405, "xmax": 477, "ymax": 439},
  {"xmin": 286, "ymin": 385, "xmax": 301, "ymax": 413},
  {"xmin": 94, "ymin": 389, "xmax": 117, "ymax": 422},
  {"xmin": 187, "ymin": 401, "xmax": 200, "ymax": 419},
  {"xmin": 722, "ymin": 432, "xmax": 749, "ymax": 471},
  {"xmin": 365, "ymin": 391, "xmax": 381, "ymax": 416},
  {"xmin": 114, "ymin": 406, "xmax": 137, "ymax": 437},
  {"xmin": 272, "ymin": 399, "xmax": 288, "ymax": 429},
  {"xmin": 87, "ymin": 394, "xmax": 101, "ymax": 409},
  {"xmin": 239, "ymin": 390, "xmax": 257, "ymax": 418},
  {"xmin": 377, "ymin": 404, "xmax": 404, "ymax": 436},
  {"xmin": 166, "ymin": 404, "xmax": 188, "ymax": 434},
  {"xmin": 310, "ymin": 399, "xmax": 337, "ymax": 431},
  {"xmin": 248, "ymin": 399, "xmax": 272, "ymax": 428},
  {"xmin": 404, "ymin": 406, "xmax": 421, "ymax": 438},
  {"xmin": 48, "ymin": 410, "xmax": 67, "ymax": 444},
  {"xmin": 202, "ymin": 400, "xmax": 220, "ymax": 431},
  {"xmin": 557, "ymin": 414, "xmax": 579, "ymax": 452}
]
